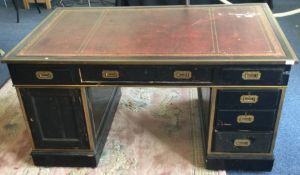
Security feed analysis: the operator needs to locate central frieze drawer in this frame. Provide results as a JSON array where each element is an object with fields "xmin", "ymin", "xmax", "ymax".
[
  {"xmin": 213, "ymin": 131, "xmax": 273, "ymax": 153},
  {"xmin": 215, "ymin": 110, "xmax": 277, "ymax": 131},
  {"xmin": 80, "ymin": 65, "xmax": 212, "ymax": 83},
  {"xmin": 217, "ymin": 90, "xmax": 281, "ymax": 109}
]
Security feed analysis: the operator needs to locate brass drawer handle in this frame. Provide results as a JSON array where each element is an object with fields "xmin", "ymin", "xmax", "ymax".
[
  {"xmin": 237, "ymin": 115, "xmax": 255, "ymax": 123},
  {"xmin": 234, "ymin": 139, "xmax": 251, "ymax": 147},
  {"xmin": 242, "ymin": 71, "xmax": 261, "ymax": 80},
  {"xmin": 240, "ymin": 95, "xmax": 259, "ymax": 104},
  {"xmin": 174, "ymin": 71, "xmax": 192, "ymax": 79},
  {"xmin": 35, "ymin": 71, "xmax": 53, "ymax": 80},
  {"xmin": 102, "ymin": 70, "xmax": 119, "ymax": 79}
]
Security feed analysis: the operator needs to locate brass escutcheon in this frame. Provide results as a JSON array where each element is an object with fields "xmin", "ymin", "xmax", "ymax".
[
  {"xmin": 234, "ymin": 139, "xmax": 251, "ymax": 147},
  {"xmin": 242, "ymin": 71, "xmax": 261, "ymax": 80},
  {"xmin": 237, "ymin": 114, "xmax": 255, "ymax": 123},
  {"xmin": 102, "ymin": 70, "xmax": 120, "ymax": 79},
  {"xmin": 174, "ymin": 71, "xmax": 192, "ymax": 79},
  {"xmin": 35, "ymin": 71, "xmax": 53, "ymax": 80},
  {"xmin": 240, "ymin": 95, "xmax": 259, "ymax": 104}
]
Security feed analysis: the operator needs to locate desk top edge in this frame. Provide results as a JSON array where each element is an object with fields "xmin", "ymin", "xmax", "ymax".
[{"xmin": 2, "ymin": 3, "xmax": 298, "ymax": 65}]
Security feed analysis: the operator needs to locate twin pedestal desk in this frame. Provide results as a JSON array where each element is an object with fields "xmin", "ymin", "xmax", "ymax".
[{"xmin": 2, "ymin": 4, "xmax": 298, "ymax": 171}]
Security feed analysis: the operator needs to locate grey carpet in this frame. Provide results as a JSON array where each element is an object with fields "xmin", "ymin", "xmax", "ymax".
[{"xmin": 0, "ymin": 2, "xmax": 52, "ymax": 87}]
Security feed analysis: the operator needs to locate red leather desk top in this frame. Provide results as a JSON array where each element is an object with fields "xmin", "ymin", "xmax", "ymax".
[{"xmin": 2, "ymin": 4, "xmax": 297, "ymax": 64}]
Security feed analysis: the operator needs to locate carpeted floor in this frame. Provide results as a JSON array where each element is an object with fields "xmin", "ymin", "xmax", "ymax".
[
  {"xmin": 0, "ymin": 3, "xmax": 52, "ymax": 87},
  {"xmin": 0, "ymin": 81, "xmax": 224, "ymax": 175}
]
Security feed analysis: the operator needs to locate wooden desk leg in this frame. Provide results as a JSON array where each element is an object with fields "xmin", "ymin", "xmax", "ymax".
[
  {"xmin": 46, "ymin": 0, "xmax": 52, "ymax": 9},
  {"xmin": 23, "ymin": 0, "xmax": 30, "ymax": 9}
]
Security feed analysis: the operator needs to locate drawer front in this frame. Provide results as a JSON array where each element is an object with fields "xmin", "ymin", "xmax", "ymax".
[
  {"xmin": 217, "ymin": 67, "xmax": 286, "ymax": 85},
  {"xmin": 8, "ymin": 64, "xmax": 79, "ymax": 85},
  {"xmin": 217, "ymin": 90, "xmax": 281, "ymax": 109},
  {"xmin": 213, "ymin": 131, "xmax": 273, "ymax": 153},
  {"xmin": 80, "ymin": 65, "xmax": 212, "ymax": 83},
  {"xmin": 215, "ymin": 110, "xmax": 277, "ymax": 131}
]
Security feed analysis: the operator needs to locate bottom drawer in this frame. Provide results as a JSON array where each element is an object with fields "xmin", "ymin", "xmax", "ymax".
[{"xmin": 213, "ymin": 131, "xmax": 273, "ymax": 153}]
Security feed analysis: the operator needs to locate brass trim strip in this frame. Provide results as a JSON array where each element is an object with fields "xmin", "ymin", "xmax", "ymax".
[
  {"xmin": 80, "ymin": 87, "xmax": 96, "ymax": 151},
  {"xmin": 207, "ymin": 87, "xmax": 217, "ymax": 154},
  {"xmin": 15, "ymin": 87, "xmax": 36, "ymax": 150},
  {"xmin": 32, "ymin": 148, "xmax": 94, "ymax": 153},
  {"xmin": 2, "ymin": 57, "xmax": 294, "ymax": 65},
  {"xmin": 270, "ymin": 87, "xmax": 286, "ymax": 152},
  {"xmin": 14, "ymin": 84, "xmax": 288, "ymax": 88}
]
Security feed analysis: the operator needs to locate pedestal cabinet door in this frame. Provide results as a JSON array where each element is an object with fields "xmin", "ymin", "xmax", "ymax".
[{"xmin": 20, "ymin": 88, "xmax": 89, "ymax": 149}]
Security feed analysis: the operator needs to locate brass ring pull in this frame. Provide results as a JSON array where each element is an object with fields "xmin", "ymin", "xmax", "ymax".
[{"xmin": 35, "ymin": 71, "xmax": 53, "ymax": 80}]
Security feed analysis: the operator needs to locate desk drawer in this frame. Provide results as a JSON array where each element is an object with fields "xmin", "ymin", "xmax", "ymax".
[
  {"xmin": 8, "ymin": 64, "xmax": 79, "ymax": 85},
  {"xmin": 215, "ymin": 110, "xmax": 277, "ymax": 131},
  {"xmin": 218, "ymin": 67, "xmax": 287, "ymax": 85},
  {"xmin": 213, "ymin": 131, "xmax": 273, "ymax": 153},
  {"xmin": 217, "ymin": 90, "xmax": 281, "ymax": 109},
  {"xmin": 80, "ymin": 65, "xmax": 212, "ymax": 83}
]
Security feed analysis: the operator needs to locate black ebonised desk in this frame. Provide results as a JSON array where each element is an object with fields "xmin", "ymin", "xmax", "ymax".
[{"xmin": 2, "ymin": 4, "xmax": 298, "ymax": 171}]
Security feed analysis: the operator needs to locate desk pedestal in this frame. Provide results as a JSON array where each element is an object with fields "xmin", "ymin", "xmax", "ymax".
[{"xmin": 17, "ymin": 87, "xmax": 121, "ymax": 167}]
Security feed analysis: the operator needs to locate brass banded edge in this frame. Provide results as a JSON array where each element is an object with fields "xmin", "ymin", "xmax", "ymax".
[
  {"xmin": 14, "ymin": 85, "xmax": 288, "ymax": 88},
  {"xmin": 207, "ymin": 88, "xmax": 217, "ymax": 154},
  {"xmin": 2, "ymin": 57, "xmax": 294, "ymax": 65},
  {"xmin": 80, "ymin": 87, "xmax": 96, "ymax": 151},
  {"xmin": 79, "ymin": 80, "xmax": 213, "ymax": 84},
  {"xmin": 32, "ymin": 148, "xmax": 94, "ymax": 153},
  {"xmin": 270, "ymin": 88, "xmax": 286, "ymax": 152}
]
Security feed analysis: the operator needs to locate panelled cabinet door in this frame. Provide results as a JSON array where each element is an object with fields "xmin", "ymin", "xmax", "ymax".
[{"xmin": 20, "ymin": 88, "xmax": 89, "ymax": 149}]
